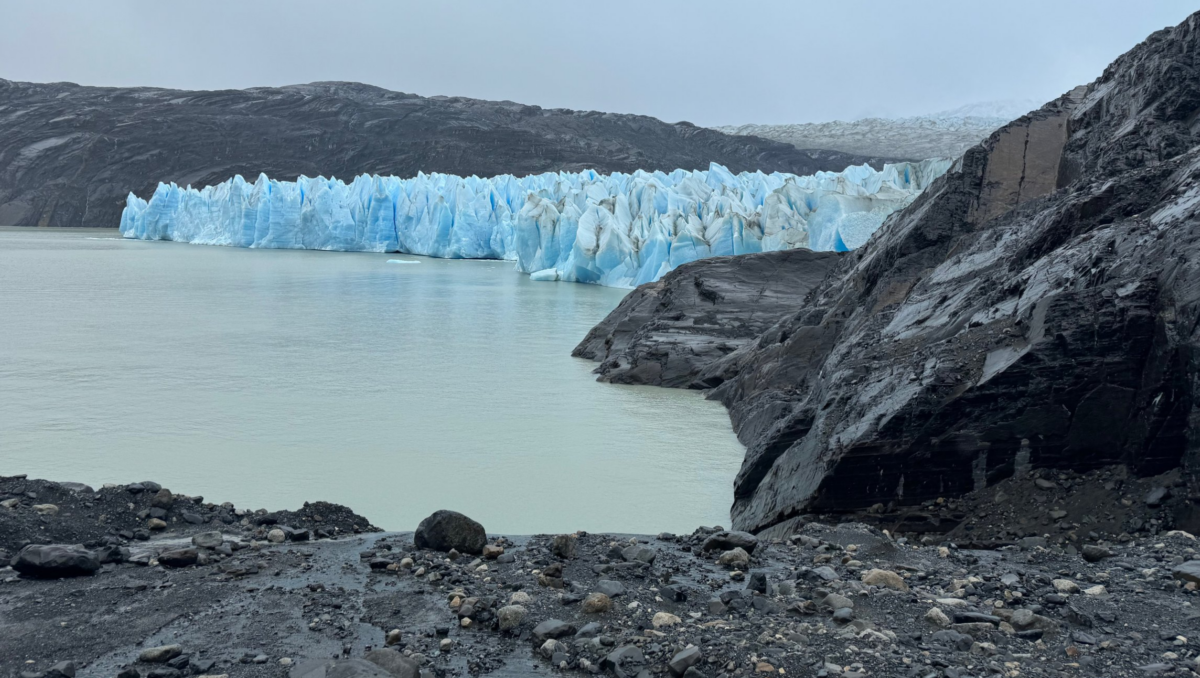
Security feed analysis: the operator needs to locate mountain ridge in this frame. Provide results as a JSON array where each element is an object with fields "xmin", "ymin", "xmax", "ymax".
[{"xmin": 0, "ymin": 78, "xmax": 891, "ymax": 228}]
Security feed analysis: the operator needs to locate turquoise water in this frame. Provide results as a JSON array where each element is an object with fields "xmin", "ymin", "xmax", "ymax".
[{"xmin": 0, "ymin": 228, "xmax": 744, "ymax": 534}]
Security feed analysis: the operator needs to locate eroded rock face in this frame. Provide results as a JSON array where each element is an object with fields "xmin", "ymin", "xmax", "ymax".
[
  {"xmin": 574, "ymin": 249, "xmax": 841, "ymax": 388},
  {"xmin": 579, "ymin": 11, "xmax": 1200, "ymax": 534},
  {"xmin": 0, "ymin": 80, "xmax": 887, "ymax": 228}
]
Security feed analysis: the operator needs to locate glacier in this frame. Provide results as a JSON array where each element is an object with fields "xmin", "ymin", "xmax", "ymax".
[{"xmin": 119, "ymin": 160, "xmax": 951, "ymax": 289}]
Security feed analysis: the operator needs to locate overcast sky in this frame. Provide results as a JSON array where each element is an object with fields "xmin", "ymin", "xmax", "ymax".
[{"xmin": 1, "ymin": 1, "xmax": 1195, "ymax": 127}]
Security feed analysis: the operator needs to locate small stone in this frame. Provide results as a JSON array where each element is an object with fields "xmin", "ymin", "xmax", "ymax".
[
  {"xmin": 668, "ymin": 647, "xmax": 702, "ymax": 676},
  {"xmin": 439, "ymin": 638, "xmax": 452, "ymax": 651},
  {"xmin": 510, "ymin": 591, "xmax": 533, "ymax": 605},
  {"xmin": 150, "ymin": 489, "xmax": 174, "ymax": 509},
  {"xmin": 158, "ymin": 548, "xmax": 198, "ymax": 568},
  {"xmin": 755, "ymin": 662, "xmax": 775, "ymax": 673},
  {"xmin": 1084, "ymin": 585, "xmax": 1107, "ymax": 596},
  {"xmin": 32, "ymin": 504, "xmax": 59, "ymax": 516},
  {"xmin": 1052, "ymin": 579, "xmax": 1080, "ymax": 594},
  {"xmin": 385, "ymin": 629, "xmax": 402, "ymax": 646},
  {"xmin": 1082, "ymin": 545, "xmax": 1113, "ymax": 562},
  {"xmin": 717, "ymin": 547, "xmax": 749, "ymax": 569},
  {"xmin": 147, "ymin": 518, "xmax": 167, "ymax": 530},
  {"xmin": 532, "ymin": 619, "xmax": 575, "ymax": 641},
  {"xmin": 266, "ymin": 529, "xmax": 286, "ymax": 543},
  {"xmin": 551, "ymin": 534, "xmax": 578, "ymax": 559},
  {"xmin": 581, "ymin": 593, "xmax": 612, "ymax": 614},
  {"xmin": 1146, "ymin": 487, "xmax": 1170, "ymax": 507},
  {"xmin": 1049, "ymin": 509, "xmax": 1068, "ymax": 520},
  {"xmin": 497, "ymin": 605, "xmax": 527, "ymax": 631},
  {"xmin": 819, "ymin": 593, "xmax": 854, "ymax": 610},
  {"xmin": 139, "ymin": 645, "xmax": 183, "ymax": 663},
  {"xmin": 652, "ymin": 611, "xmax": 682, "ymax": 628},
  {"xmin": 481, "ymin": 545, "xmax": 504, "ymax": 560},
  {"xmin": 595, "ymin": 580, "xmax": 625, "ymax": 598},
  {"xmin": 925, "ymin": 607, "xmax": 951, "ymax": 627},
  {"xmin": 861, "ymin": 568, "xmax": 908, "ymax": 591},
  {"xmin": 832, "ymin": 607, "xmax": 854, "ymax": 623},
  {"xmin": 621, "ymin": 544, "xmax": 656, "ymax": 564},
  {"xmin": 192, "ymin": 532, "xmax": 223, "ymax": 549},
  {"xmin": 1035, "ymin": 478, "xmax": 1057, "ymax": 490}
]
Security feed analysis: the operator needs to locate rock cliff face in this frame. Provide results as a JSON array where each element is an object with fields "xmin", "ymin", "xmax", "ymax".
[
  {"xmin": 579, "ymin": 12, "xmax": 1200, "ymax": 534},
  {"xmin": 0, "ymin": 80, "xmax": 886, "ymax": 228}
]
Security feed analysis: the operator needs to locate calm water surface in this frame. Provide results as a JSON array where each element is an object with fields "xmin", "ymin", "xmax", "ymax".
[{"xmin": 0, "ymin": 228, "xmax": 743, "ymax": 533}]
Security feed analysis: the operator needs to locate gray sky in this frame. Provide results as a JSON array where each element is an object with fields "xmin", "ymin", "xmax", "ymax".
[{"xmin": 1, "ymin": 0, "xmax": 1195, "ymax": 127}]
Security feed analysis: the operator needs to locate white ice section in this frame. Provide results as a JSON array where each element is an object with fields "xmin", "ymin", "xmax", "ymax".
[{"xmin": 119, "ymin": 161, "xmax": 951, "ymax": 288}]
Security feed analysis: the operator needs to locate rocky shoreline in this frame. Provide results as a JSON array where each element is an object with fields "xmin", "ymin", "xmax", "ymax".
[{"xmin": 6, "ymin": 473, "xmax": 1200, "ymax": 678}]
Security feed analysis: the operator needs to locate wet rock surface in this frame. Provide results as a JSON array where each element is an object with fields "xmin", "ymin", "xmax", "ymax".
[
  {"xmin": 573, "ymin": 249, "xmax": 842, "ymax": 388},
  {"xmin": 0, "ymin": 80, "xmax": 888, "ymax": 229},
  {"xmin": 7, "ymin": 476, "xmax": 1200, "ymax": 678},
  {"xmin": 577, "ymin": 11, "xmax": 1200, "ymax": 535}
]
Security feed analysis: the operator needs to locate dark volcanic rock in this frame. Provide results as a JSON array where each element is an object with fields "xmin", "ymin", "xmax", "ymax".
[
  {"xmin": 579, "ymin": 12, "xmax": 1200, "ymax": 533},
  {"xmin": 10, "ymin": 544, "xmax": 100, "ymax": 578},
  {"xmin": 574, "ymin": 249, "xmax": 841, "ymax": 387},
  {"xmin": 413, "ymin": 510, "xmax": 487, "ymax": 555},
  {"xmin": 0, "ymin": 79, "xmax": 888, "ymax": 229}
]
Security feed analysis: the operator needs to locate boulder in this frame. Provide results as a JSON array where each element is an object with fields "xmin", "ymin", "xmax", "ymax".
[
  {"xmin": 289, "ymin": 659, "xmax": 391, "ymax": 678},
  {"xmin": 861, "ymin": 568, "xmax": 908, "ymax": 591},
  {"xmin": 413, "ymin": 510, "xmax": 487, "ymax": 555},
  {"xmin": 497, "ymin": 605, "xmax": 526, "ymax": 631},
  {"xmin": 669, "ymin": 647, "xmax": 702, "ymax": 676},
  {"xmin": 701, "ymin": 531, "xmax": 759, "ymax": 555},
  {"xmin": 192, "ymin": 531, "xmax": 223, "ymax": 549},
  {"xmin": 158, "ymin": 548, "xmax": 199, "ymax": 568},
  {"xmin": 531, "ymin": 619, "xmax": 575, "ymax": 641},
  {"xmin": 139, "ymin": 645, "xmax": 183, "ymax": 663},
  {"xmin": 11, "ymin": 544, "xmax": 100, "ymax": 578},
  {"xmin": 362, "ymin": 649, "xmax": 420, "ymax": 678}
]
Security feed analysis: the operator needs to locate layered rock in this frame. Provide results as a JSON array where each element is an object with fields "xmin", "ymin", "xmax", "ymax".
[{"xmin": 580, "ymin": 11, "xmax": 1200, "ymax": 534}]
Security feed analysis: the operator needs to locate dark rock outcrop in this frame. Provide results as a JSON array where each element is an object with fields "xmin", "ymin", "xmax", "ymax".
[
  {"xmin": 578, "ymin": 11, "xmax": 1200, "ymax": 534},
  {"xmin": 0, "ymin": 79, "xmax": 888, "ymax": 228},
  {"xmin": 574, "ymin": 249, "xmax": 841, "ymax": 387}
]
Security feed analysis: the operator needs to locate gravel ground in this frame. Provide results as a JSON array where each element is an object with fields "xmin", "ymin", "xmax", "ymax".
[{"xmin": 4, "ymin": 473, "xmax": 1200, "ymax": 678}]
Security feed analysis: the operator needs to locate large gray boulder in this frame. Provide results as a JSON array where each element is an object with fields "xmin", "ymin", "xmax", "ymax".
[
  {"xmin": 413, "ymin": 510, "xmax": 487, "ymax": 555},
  {"xmin": 10, "ymin": 544, "xmax": 100, "ymax": 578}
]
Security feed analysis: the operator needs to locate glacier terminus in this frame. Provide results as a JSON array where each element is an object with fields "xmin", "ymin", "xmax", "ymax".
[{"xmin": 119, "ymin": 160, "xmax": 951, "ymax": 289}]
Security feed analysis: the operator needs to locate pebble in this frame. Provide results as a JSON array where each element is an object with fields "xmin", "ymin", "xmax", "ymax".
[{"xmin": 266, "ymin": 529, "xmax": 286, "ymax": 543}]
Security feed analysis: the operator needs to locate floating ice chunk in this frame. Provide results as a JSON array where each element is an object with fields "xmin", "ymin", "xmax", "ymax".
[
  {"xmin": 529, "ymin": 268, "xmax": 561, "ymax": 282},
  {"xmin": 120, "ymin": 160, "xmax": 951, "ymax": 288},
  {"xmin": 386, "ymin": 259, "xmax": 421, "ymax": 264}
]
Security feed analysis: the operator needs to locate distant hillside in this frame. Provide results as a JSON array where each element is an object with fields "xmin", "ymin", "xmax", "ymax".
[
  {"xmin": 716, "ymin": 100, "xmax": 1042, "ymax": 160},
  {"xmin": 0, "ymin": 79, "xmax": 890, "ymax": 228}
]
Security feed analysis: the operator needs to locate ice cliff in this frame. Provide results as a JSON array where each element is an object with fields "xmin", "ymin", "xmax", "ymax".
[{"xmin": 119, "ymin": 160, "xmax": 950, "ymax": 288}]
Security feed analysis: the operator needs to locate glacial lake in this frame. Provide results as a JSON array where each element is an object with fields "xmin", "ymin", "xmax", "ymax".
[{"xmin": 0, "ymin": 228, "xmax": 744, "ymax": 534}]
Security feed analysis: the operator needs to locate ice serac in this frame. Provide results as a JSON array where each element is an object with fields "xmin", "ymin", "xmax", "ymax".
[{"xmin": 119, "ymin": 160, "xmax": 950, "ymax": 288}]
